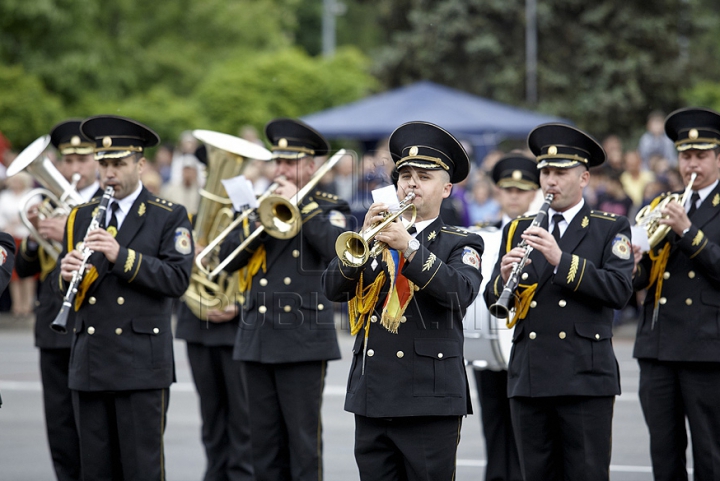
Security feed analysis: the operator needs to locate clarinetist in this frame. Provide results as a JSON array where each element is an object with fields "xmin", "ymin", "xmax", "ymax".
[
  {"xmin": 54, "ymin": 115, "xmax": 194, "ymax": 481},
  {"xmin": 483, "ymin": 124, "xmax": 634, "ymax": 481}
]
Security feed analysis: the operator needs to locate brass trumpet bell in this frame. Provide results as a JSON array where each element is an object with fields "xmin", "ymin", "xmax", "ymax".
[{"xmin": 257, "ymin": 194, "xmax": 301, "ymax": 240}]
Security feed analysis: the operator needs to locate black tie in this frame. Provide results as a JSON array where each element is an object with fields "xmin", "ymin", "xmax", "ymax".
[
  {"xmin": 551, "ymin": 213, "xmax": 564, "ymax": 243},
  {"xmin": 687, "ymin": 192, "xmax": 700, "ymax": 218},
  {"xmin": 407, "ymin": 225, "xmax": 417, "ymax": 236},
  {"xmin": 107, "ymin": 202, "xmax": 120, "ymax": 235}
]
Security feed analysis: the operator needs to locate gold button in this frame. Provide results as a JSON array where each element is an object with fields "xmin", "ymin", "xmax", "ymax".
[
  {"xmin": 115, "ymin": 328, "xmax": 122, "ymax": 335},
  {"xmin": 259, "ymin": 278, "xmax": 268, "ymax": 287},
  {"xmin": 437, "ymin": 353, "xmax": 444, "ymax": 359},
  {"xmin": 521, "ymin": 272, "xmax": 529, "ymax": 280},
  {"xmin": 400, "ymin": 316, "xmax": 407, "ymax": 323},
  {"xmin": 117, "ymin": 297, "xmax": 125, "ymax": 305},
  {"xmin": 659, "ymin": 297, "xmax": 667, "ymax": 305},
  {"xmin": 370, "ymin": 315, "xmax": 378, "ymax": 323},
  {"xmin": 688, "ymin": 271, "xmax": 696, "ymax": 279},
  {"xmin": 558, "ymin": 300, "xmax": 567, "ymax": 307},
  {"xmin": 284, "ymin": 305, "xmax": 292, "ymax": 312},
  {"xmin": 530, "ymin": 301, "xmax": 537, "ymax": 308},
  {"xmin": 87, "ymin": 326, "xmax": 95, "ymax": 335},
  {"xmin": 258, "ymin": 306, "xmax": 267, "ymax": 314},
  {"xmin": 153, "ymin": 327, "xmax": 160, "ymax": 334},
  {"xmin": 663, "ymin": 272, "xmax": 670, "ymax": 280},
  {"xmin": 89, "ymin": 297, "xmax": 96, "ymax": 305},
  {"xmin": 317, "ymin": 304, "xmax": 324, "ymax": 311},
  {"xmin": 292, "ymin": 250, "xmax": 300, "ymax": 258},
  {"xmin": 529, "ymin": 332, "xmax": 537, "ymax": 340},
  {"xmin": 595, "ymin": 334, "xmax": 600, "ymax": 340},
  {"xmin": 559, "ymin": 331, "xmax": 566, "ymax": 339},
  {"xmin": 367, "ymin": 349, "xmax": 375, "ymax": 357},
  {"xmin": 283, "ymin": 277, "xmax": 291, "ymax": 285},
  {"xmin": 396, "ymin": 351, "xmax": 404, "ymax": 358},
  {"xmin": 686, "ymin": 298, "xmax": 693, "ymax": 306}
]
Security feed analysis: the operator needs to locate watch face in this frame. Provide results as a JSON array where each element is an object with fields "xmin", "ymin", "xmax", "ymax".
[{"xmin": 409, "ymin": 238, "xmax": 420, "ymax": 250}]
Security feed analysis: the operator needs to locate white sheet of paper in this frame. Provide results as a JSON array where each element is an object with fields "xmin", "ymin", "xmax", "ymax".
[
  {"xmin": 371, "ymin": 185, "xmax": 400, "ymax": 211},
  {"xmin": 222, "ymin": 175, "xmax": 258, "ymax": 211},
  {"xmin": 631, "ymin": 224, "xmax": 651, "ymax": 253}
]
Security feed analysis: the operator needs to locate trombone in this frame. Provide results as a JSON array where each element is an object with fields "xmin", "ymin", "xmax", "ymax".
[
  {"xmin": 206, "ymin": 148, "xmax": 350, "ymax": 278},
  {"xmin": 334, "ymin": 192, "xmax": 417, "ymax": 267}
]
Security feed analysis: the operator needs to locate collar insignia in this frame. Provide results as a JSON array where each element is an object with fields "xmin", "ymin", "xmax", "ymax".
[
  {"xmin": 427, "ymin": 230, "xmax": 437, "ymax": 241},
  {"xmin": 713, "ymin": 194, "xmax": 720, "ymax": 207},
  {"xmin": 581, "ymin": 216, "xmax": 589, "ymax": 228},
  {"xmin": 138, "ymin": 202, "xmax": 146, "ymax": 216}
]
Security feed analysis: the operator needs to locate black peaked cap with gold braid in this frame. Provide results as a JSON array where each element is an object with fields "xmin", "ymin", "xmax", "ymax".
[
  {"xmin": 81, "ymin": 115, "xmax": 160, "ymax": 161},
  {"xmin": 265, "ymin": 118, "xmax": 330, "ymax": 160},
  {"xmin": 491, "ymin": 153, "xmax": 539, "ymax": 190},
  {"xmin": 50, "ymin": 119, "xmax": 94, "ymax": 156},
  {"xmin": 528, "ymin": 123, "xmax": 605, "ymax": 170},
  {"xmin": 664, "ymin": 107, "xmax": 720, "ymax": 152},
  {"xmin": 388, "ymin": 121, "xmax": 470, "ymax": 184}
]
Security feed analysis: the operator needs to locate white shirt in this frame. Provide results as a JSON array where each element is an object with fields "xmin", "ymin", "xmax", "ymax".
[
  {"xmin": 686, "ymin": 179, "xmax": 718, "ymax": 213},
  {"xmin": 106, "ymin": 182, "xmax": 143, "ymax": 230},
  {"xmin": 549, "ymin": 199, "xmax": 585, "ymax": 238},
  {"xmin": 78, "ymin": 181, "xmax": 100, "ymax": 203}
]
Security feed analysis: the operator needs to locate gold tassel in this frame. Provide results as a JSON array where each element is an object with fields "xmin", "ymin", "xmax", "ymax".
[
  {"xmin": 506, "ymin": 283, "xmax": 538, "ymax": 328},
  {"xmin": 348, "ymin": 271, "xmax": 385, "ymax": 336},
  {"xmin": 237, "ymin": 245, "xmax": 267, "ymax": 304},
  {"xmin": 75, "ymin": 266, "xmax": 98, "ymax": 310},
  {"xmin": 648, "ymin": 243, "xmax": 671, "ymax": 313}
]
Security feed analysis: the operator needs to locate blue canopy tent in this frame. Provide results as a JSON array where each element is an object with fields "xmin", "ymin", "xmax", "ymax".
[{"xmin": 301, "ymin": 80, "xmax": 568, "ymax": 163}]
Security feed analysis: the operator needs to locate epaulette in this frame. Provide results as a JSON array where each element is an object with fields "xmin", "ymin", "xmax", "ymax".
[
  {"xmin": 74, "ymin": 198, "xmax": 101, "ymax": 211},
  {"xmin": 474, "ymin": 221, "xmax": 494, "ymax": 229},
  {"xmin": 590, "ymin": 210, "xmax": 619, "ymax": 221},
  {"xmin": 441, "ymin": 226, "xmax": 471, "ymax": 236},
  {"xmin": 515, "ymin": 214, "xmax": 535, "ymax": 221},
  {"xmin": 314, "ymin": 190, "xmax": 340, "ymax": 203},
  {"xmin": 148, "ymin": 196, "xmax": 178, "ymax": 212}
]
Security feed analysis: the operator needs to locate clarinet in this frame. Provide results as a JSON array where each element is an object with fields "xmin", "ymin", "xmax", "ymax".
[
  {"xmin": 489, "ymin": 193, "xmax": 554, "ymax": 320},
  {"xmin": 51, "ymin": 186, "xmax": 115, "ymax": 333}
]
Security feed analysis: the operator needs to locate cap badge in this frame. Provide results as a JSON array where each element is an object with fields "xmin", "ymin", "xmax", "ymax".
[
  {"xmin": 409, "ymin": 146, "xmax": 419, "ymax": 156},
  {"xmin": 71, "ymin": 136, "xmax": 81, "ymax": 146},
  {"xmin": 278, "ymin": 138, "xmax": 288, "ymax": 148},
  {"xmin": 548, "ymin": 145, "xmax": 558, "ymax": 155},
  {"xmin": 689, "ymin": 129, "xmax": 699, "ymax": 140},
  {"xmin": 102, "ymin": 136, "xmax": 112, "ymax": 148},
  {"xmin": 512, "ymin": 170, "xmax": 522, "ymax": 181}
]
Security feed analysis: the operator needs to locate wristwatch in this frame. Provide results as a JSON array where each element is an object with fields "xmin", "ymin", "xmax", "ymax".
[
  {"xmin": 681, "ymin": 226, "xmax": 692, "ymax": 238},
  {"xmin": 404, "ymin": 238, "xmax": 420, "ymax": 258}
]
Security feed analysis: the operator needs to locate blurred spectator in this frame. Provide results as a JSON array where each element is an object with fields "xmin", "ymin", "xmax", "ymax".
[
  {"xmin": 154, "ymin": 143, "xmax": 174, "ymax": 184},
  {"xmin": 161, "ymin": 155, "xmax": 201, "ymax": 215},
  {"xmin": 602, "ymin": 135, "xmax": 624, "ymax": 175},
  {"xmin": 595, "ymin": 170, "xmax": 633, "ymax": 217},
  {"xmin": 648, "ymin": 153, "xmax": 670, "ymax": 177},
  {"xmin": 663, "ymin": 168, "xmax": 684, "ymax": 192},
  {"xmin": 638, "ymin": 110, "xmax": 677, "ymax": 168},
  {"xmin": 170, "ymin": 131, "xmax": 200, "ymax": 185},
  {"xmin": 239, "ymin": 124, "xmax": 264, "ymax": 146},
  {"xmin": 479, "ymin": 149, "xmax": 503, "ymax": 174},
  {"xmin": 0, "ymin": 131, "xmax": 11, "ymax": 182},
  {"xmin": 441, "ymin": 170, "xmax": 471, "ymax": 227},
  {"xmin": 620, "ymin": 150, "xmax": 655, "ymax": 209},
  {"xmin": 141, "ymin": 167, "xmax": 163, "ymax": 196},
  {"xmin": 641, "ymin": 178, "xmax": 671, "ymax": 208},
  {"xmin": 467, "ymin": 174, "xmax": 500, "ymax": 225},
  {"xmin": 0, "ymin": 171, "xmax": 38, "ymax": 317}
]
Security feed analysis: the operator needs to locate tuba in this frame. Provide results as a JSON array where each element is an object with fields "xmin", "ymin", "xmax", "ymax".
[
  {"xmin": 183, "ymin": 130, "xmax": 272, "ymax": 320},
  {"xmin": 635, "ymin": 172, "xmax": 697, "ymax": 249},
  {"xmin": 6, "ymin": 135, "xmax": 84, "ymax": 260}
]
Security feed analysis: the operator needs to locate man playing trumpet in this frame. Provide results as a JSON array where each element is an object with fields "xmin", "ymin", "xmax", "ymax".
[
  {"xmin": 323, "ymin": 121, "xmax": 483, "ymax": 480},
  {"xmin": 631, "ymin": 107, "xmax": 720, "ymax": 481}
]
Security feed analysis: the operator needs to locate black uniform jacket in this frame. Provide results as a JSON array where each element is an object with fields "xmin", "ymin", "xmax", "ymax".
[
  {"xmin": 220, "ymin": 191, "xmax": 350, "ymax": 364},
  {"xmin": 0, "ymin": 232, "xmax": 15, "ymax": 294},
  {"xmin": 54, "ymin": 188, "xmax": 193, "ymax": 391},
  {"xmin": 633, "ymin": 182, "xmax": 720, "ymax": 362},
  {"xmin": 175, "ymin": 301, "xmax": 237, "ymax": 347},
  {"xmin": 484, "ymin": 204, "xmax": 634, "ymax": 398},
  {"xmin": 16, "ymin": 189, "xmax": 105, "ymax": 349},
  {"xmin": 323, "ymin": 218, "xmax": 484, "ymax": 418}
]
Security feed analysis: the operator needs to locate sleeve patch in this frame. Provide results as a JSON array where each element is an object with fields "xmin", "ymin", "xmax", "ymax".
[
  {"xmin": 328, "ymin": 210, "xmax": 347, "ymax": 228},
  {"xmin": 0, "ymin": 246, "xmax": 7, "ymax": 265},
  {"xmin": 175, "ymin": 227, "xmax": 192, "ymax": 255},
  {"xmin": 462, "ymin": 247, "xmax": 481, "ymax": 269},
  {"xmin": 612, "ymin": 234, "xmax": 631, "ymax": 259}
]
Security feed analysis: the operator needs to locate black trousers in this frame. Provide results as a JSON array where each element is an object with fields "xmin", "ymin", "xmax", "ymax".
[
  {"xmin": 186, "ymin": 343, "xmax": 253, "ymax": 481},
  {"xmin": 242, "ymin": 360, "xmax": 326, "ymax": 481},
  {"xmin": 510, "ymin": 395, "xmax": 614, "ymax": 481},
  {"xmin": 354, "ymin": 414, "xmax": 462, "ymax": 481},
  {"xmin": 473, "ymin": 369, "xmax": 522, "ymax": 481},
  {"xmin": 638, "ymin": 359, "xmax": 720, "ymax": 481},
  {"xmin": 72, "ymin": 388, "xmax": 169, "ymax": 481},
  {"xmin": 40, "ymin": 348, "xmax": 81, "ymax": 481}
]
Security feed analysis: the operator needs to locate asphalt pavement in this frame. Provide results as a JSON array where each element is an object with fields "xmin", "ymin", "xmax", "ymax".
[{"xmin": 0, "ymin": 314, "xmax": 690, "ymax": 480}]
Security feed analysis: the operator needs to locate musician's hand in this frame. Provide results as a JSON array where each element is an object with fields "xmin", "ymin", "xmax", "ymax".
[
  {"xmin": 521, "ymin": 226, "xmax": 562, "ymax": 266},
  {"xmin": 206, "ymin": 304, "xmax": 239, "ymax": 323},
  {"xmin": 500, "ymin": 246, "xmax": 532, "ymax": 283},
  {"xmin": 659, "ymin": 201, "xmax": 692, "ymax": 236},
  {"xmin": 84, "ymin": 228, "xmax": 120, "ymax": 263},
  {"xmin": 363, "ymin": 202, "xmax": 388, "ymax": 232},
  {"xmin": 60, "ymin": 249, "xmax": 85, "ymax": 282},
  {"xmin": 38, "ymin": 216, "xmax": 68, "ymax": 243},
  {"xmin": 273, "ymin": 177, "xmax": 298, "ymax": 200},
  {"xmin": 374, "ymin": 218, "xmax": 413, "ymax": 253},
  {"xmin": 26, "ymin": 203, "xmax": 41, "ymax": 231}
]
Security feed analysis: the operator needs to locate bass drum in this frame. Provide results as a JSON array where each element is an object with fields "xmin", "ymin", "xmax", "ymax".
[{"xmin": 462, "ymin": 226, "xmax": 513, "ymax": 371}]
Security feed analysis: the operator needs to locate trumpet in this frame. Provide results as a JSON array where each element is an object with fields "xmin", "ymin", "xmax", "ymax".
[
  {"xmin": 7, "ymin": 135, "xmax": 84, "ymax": 260},
  {"xmin": 209, "ymin": 149, "xmax": 350, "ymax": 278},
  {"xmin": 51, "ymin": 186, "xmax": 115, "ymax": 333},
  {"xmin": 335, "ymin": 192, "xmax": 417, "ymax": 267},
  {"xmin": 635, "ymin": 172, "xmax": 697, "ymax": 249},
  {"xmin": 489, "ymin": 193, "xmax": 554, "ymax": 320}
]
